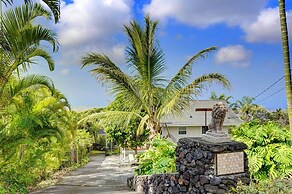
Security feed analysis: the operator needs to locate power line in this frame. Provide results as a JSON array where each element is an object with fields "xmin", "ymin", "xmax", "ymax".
[
  {"xmin": 254, "ymin": 76, "xmax": 284, "ymax": 99},
  {"xmin": 255, "ymin": 87, "xmax": 285, "ymax": 103}
]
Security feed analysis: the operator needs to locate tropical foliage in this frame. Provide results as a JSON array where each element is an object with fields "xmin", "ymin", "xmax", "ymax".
[
  {"xmin": 0, "ymin": 2, "xmax": 58, "ymax": 95},
  {"xmin": 230, "ymin": 178, "xmax": 292, "ymax": 194},
  {"xmin": 135, "ymin": 137, "xmax": 176, "ymax": 175},
  {"xmin": 210, "ymin": 91, "xmax": 232, "ymax": 104},
  {"xmin": 231, "ymin": 121, "xmax": 292, "ymax": 180},
  {"xmin": 101, "ymin": 97, "xmax": 148, "ymax": 153},
  {"xmin": 81, "ymin": 16, "xmax": 230, "ymax": 140},
  {"xmin": 1, "ymin": 0, "xmax": 61, "ymax": 23},
  {"xmin": 0, "ymin": 2, "xmax": 93, "ymax": 193}
]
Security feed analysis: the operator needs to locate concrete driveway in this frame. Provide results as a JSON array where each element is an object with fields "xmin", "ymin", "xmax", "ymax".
[{"xmin": 31, "ymin": 154, "xmax": 138, "ymax": 194}]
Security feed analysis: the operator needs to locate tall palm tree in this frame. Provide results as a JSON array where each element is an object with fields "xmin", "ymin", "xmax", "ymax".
[
  {"xmin": 81, "ymin": 16, "xmax": 230, "ymax": 140},
  {"xmin": 1, "ymin": 0, "xmax": 60, "ymax": 23},
  {"xmin": 278, "ymin": 0, "xmax": 292, "ymax": 130},
  {"xmin": 0, "ymin": 3, "xmax": 58, "ymax": 94}
]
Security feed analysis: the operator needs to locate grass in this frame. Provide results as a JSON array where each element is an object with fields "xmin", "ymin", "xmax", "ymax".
[{"xmin": 89, "ymin": 150, "xmax": 105, "ymax": 156}]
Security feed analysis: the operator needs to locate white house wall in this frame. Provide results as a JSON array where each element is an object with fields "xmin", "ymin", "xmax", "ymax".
[{"xmin": 162, "ymin": 126, "xmax": 229, "ymax": 143}]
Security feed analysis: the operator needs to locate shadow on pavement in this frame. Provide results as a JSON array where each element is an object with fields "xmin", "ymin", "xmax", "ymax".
[{"xmin": 30, "ymin": 154, "xmax": 138, "ymax": 194}]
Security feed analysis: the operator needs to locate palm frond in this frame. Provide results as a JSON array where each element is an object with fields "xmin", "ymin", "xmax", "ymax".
[
  {"xmin": 82, "ymin": 53, "xmax": 144, "ymax": 109},
  {"xmin": 165, "ymin": 46, "xmax": 217, "ymax": 93},
  {"xmin": 5, "ymin": 75, "xmax": 54, "ymax": 101},
  {"xmin": 79, "ymin": 110, "xmax": 141, "ymax": 130},
  {"xmin": 137, "ymin": 114, "xmax": 149, "ymax": 136},
  {"xmin": 125, "ymin": 16, "xmax": 165, "ymax": 87},
  {"xmin": 22, "ymin": 0, "xmax": 60, "ymax": 23},
  {"xmin": 0, "ymin": 2, "xmax": 58, "ymax": 92},
  {"xmin": 143, "ymin": 15, "xmax": 165, "ymax": 86},
  {"xmin": 158, "ymin": 73, "xmax": 230, "ymax": 119},
  {"xmin": 2, "ymin": 3, "xmax": 58, "ymax": 54},
  {"xmin": 125, "ymin": 20, "xmax": 144, "ymax": 75},
  {"xmin": 18, "ymin": 47, "xmax": 55, "ymax": 71},
  {"xmin": 1, "ymin": 0, "xmax": 13, "ymax": 6},
  {"xmin": 3, "ymin": 2, "xmax": 52, "ymax": 32},
  {"xmin": 41, "ymin": 0, "xmax": 60, "ymax": 23}
]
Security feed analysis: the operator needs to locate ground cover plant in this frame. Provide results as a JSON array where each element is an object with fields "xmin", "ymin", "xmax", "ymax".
[{"xmin": 230, "ymin": 178, "xmax": 292, "ymax": 194}]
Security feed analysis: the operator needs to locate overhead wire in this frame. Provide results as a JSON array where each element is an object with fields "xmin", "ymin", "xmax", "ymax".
[
  {"xmin": 255, "ymin": 87, "xmax": 285, "ymax": 103},
  {"xmin": 254, "ymin": 76, "xmax": 284, "ymax": 99}
]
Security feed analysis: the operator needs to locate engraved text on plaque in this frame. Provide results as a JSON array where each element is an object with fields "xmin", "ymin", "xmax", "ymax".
[{"xmin": 216, "ymin": 151, "xmax": 244, "ymax": 175}]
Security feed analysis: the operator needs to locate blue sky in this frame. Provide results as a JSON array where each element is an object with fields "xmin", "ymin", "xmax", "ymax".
[{"xmin": 27, "ymin": 0, "xmax": 292, "ymax": 110}]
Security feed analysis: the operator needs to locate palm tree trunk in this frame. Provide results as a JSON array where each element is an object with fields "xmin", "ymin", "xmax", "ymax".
[
  {"xmin": 278, "ymin": 0, "xmax": 292, "ymax": 131},
  {"xmin": 147, "ymin": 118, "xmax": 158, "ymax": 140}
]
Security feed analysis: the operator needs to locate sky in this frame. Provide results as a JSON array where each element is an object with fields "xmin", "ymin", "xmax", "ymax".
[{"xmin": 22, "ymin": 0, "xmax": 292, "ymax": 110}]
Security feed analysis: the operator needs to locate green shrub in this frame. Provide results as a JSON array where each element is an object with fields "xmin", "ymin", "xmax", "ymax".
[
  {"xmin": 135, "ymin": 137, "xmax": 176, "ymax": 175},
  {"xmin": 231, "ymin": 121, "xmax": 292, "ymax": 180},
  {"xmin": 0, "ymin": 171, "xmax": 28, "ymax": 194},
  {"xmin": 230, "ymin": 179, "xmax": 292, "ymax": 194}
]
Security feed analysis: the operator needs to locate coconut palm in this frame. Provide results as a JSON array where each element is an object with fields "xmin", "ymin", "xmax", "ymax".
[
  {"xmin": 1, "ymin": 0, "xmax": 60, "ymax": 23},
  {"xmin": 0, "ymin": 3, "xmax": 58, "ymax": 95},
  {"xmin": 278, "ymin": 0, "xmax": 292, "ymax": 130},
  {"xmin": 81, "ymin": 16, "xmax": 230, "ymax": 140}
]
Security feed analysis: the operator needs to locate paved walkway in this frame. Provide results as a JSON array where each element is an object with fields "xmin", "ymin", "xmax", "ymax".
[{"xmin": 31, "ymin": 155, "xmax": 138, "ymax": 194}]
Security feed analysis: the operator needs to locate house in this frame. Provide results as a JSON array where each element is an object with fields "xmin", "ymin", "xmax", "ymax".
[{"xmin": 161, "ymin": 100, "xmax": 242, "ymax": 143}]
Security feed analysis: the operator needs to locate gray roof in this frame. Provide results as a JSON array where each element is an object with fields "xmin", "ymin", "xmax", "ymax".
[{"xmin": 161, "ymin": 100, "xmax": 242, "ymax": 127}]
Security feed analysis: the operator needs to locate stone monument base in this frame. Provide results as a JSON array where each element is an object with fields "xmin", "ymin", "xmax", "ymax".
[
  {"xmin": 202, "ymin": 131, "xmax": 232, "ymax": 143},
  {"xmin": 128, "ymin": 138, "xmax": 250, "ymax": 193}
]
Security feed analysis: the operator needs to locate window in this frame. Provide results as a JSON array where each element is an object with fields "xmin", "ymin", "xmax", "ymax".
[
  {"xmin": 202, "ymin": 126, "xmax": 208, "ymax": 134},
  {"xmin": 178, "ymin": 127, "xmax": 187, "ymax": 135}
]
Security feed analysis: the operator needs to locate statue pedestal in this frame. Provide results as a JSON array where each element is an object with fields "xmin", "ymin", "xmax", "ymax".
[
  {"xmin": 202, "ymin": 131, "xmax": 232, "ymax": 143},
  {"xmin": 176, "ymin": 138, "xmax": 250, "ymax": 193},
  {"xmin": 128, "ymin": 138, "xmax": 250, "ymax": 194}
]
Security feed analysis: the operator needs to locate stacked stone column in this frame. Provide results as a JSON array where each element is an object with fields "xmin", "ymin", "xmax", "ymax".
[
  {"xmin": 128, "ymin": 137, "xmax": 250, "ymax": 193},
  {"xmin": 176, "ymin": 138, "xmax": 250, "ymax": 193}
]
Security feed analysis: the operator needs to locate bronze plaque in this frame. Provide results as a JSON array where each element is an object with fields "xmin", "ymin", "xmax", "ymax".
[{"xmin": 216, "ymin": 151, "xmax": 244, "ymax": 175}]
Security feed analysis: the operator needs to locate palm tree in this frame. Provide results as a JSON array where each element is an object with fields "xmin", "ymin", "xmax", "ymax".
[
  {"xmin": 0, "ymin": 75, "xmax": 69, "ymax": 162},
  {"xmin": 210, "ymin": 91, "xmax": 233, "ymax": 104},
  {"xmin": 1, "ymin": 0, "xmax": 60, "ymax": 23},
  {"xmin": 233, "ymin": 96, "xmax": 269, "ymax": 122},
  {"xmin": 0, "ymin": 3, "xmax": 58, "ymax": 94},
  {"xmin": 270, "ymin": 108, "xmax": 289, "ymax": 126},
  {"xmin": 0, "ymin": 74, "xmax": 55, "ymax": 109},
  {"xmin": 81, "ymin": 16, "xmax": 230, "ymax": 140},
  {"xmin": 278, "ymin": 0, "xmax": 292, "ymax": 130}
]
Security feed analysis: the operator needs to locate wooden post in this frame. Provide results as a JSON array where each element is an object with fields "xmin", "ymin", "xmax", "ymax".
[{"xmin": 195, "ymin": 108, "xmax": 212, "ymax": 134}]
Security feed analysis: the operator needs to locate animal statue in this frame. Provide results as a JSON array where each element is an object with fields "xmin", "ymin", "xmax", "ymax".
[{"xmin": 208, "ymin": 102, "xmax": 227, "ymax": 133}]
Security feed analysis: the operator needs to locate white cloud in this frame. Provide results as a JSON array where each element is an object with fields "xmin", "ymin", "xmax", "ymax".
[
  {"xmin": 60, "ymin": 68, "xmax": 69, "ymax": 75},
  {"xmin": 56, "ymin": 0, "xmax": 133, "ymax": 65},
  {"xmin": 143, "ymin": 0, "xmax": 266, "ymax": 28},
  {"xmin": 143, "ymin": 1, "xmax": 292, "ymax": 44},
  {"xmin": 215, "ymin": 45, "xmax": 251, "ymax": 68},
  {"xmin": 242, "ymin": 7, "xmax": 292, "ymax": 43}
]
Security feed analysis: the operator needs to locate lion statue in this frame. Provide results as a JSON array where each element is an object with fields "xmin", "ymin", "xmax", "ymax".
[{"xmin": 208, "ymin": 102, "xmax": 227, "ymax": 133}]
